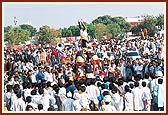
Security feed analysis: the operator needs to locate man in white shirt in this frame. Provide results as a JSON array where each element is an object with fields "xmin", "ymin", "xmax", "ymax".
[
  {"xmin": 124, "ymin": 85, "xmax": 133, "ymax": 111},
  {"xmin": 72, "ymin": 92, "xmax": 82, "ymax": 111},
  {"xmin": 153, "ymin": 78, "xmax": 164, "ymax": 111},
  {"xmin": 132, "ymin": 81, "xmax": 144, "ymax": 111},
  {"xmin": 102, "ymin": 95, "xmax": 116, "ymax": 111},
  {"xmin": 44, "ymin": 67, "xmax": 53, "ymax": 83},
  {"xmin": 62, "ymin": 91, "xmax": 74, "ymax": 111},
  {"xmin": 85, "ymin": 79, "xmax": 100, "ymax": 106},
  {"xmin": 141, "ymin": 81, "xmax": 152, "ymax": 111},
  {"xmin": 12, "ymin": 93, "xmax": 26, "ymax": 111}
]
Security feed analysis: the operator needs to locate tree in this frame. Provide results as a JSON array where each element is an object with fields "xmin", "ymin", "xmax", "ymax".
[
  {"xmin": 92, "ymin": 15, "xmax": 113, "ymax": 25},
  {"xmin": 94, "ymin": 23, "xmax": 107, "ymax": 40},
  {"xmin": 131, "ymin": 25, "xmax": 141, "ymax": 36},
  {"xmin": 19, "ymin": 24, "xmax": 37, "ymax": 38},
  {"xmin": 38, "ymin": 25, "xmax": 61, "ymax": 43},
  {"xmin": 106, "ymin": 23, "xmax": 121, "ymax": 38},
  {"xmin": 86, "ymin": 23, "xmax": 96, "ymax": 39},
  {"xmin": 4, "ymin": 26, "xmax": 12, "ymax": 33},
  {"xmin": 131, "ymin": 15, "xmax": 159, "ymax": 37},
  {"xmin": 68, "ymin": 25, "xmax": 80, "ymax": 36},
  {"xmin": 61, "ymin": 28, "xmax": 72, "ymax": 37},
  {"xmin": 111, "ymin": 16, "xmax": 131, "ymax": 33},
  {"xmin": 139, "ymin": 15, "xmax": 157, "ymax": 37},
  {"xmin": 156, "ymin": 14, "xmax": 164, "ymax": 30},
  {"xmin": 4, "ymin": 26, "xmax": 30, "ymax": 46}
]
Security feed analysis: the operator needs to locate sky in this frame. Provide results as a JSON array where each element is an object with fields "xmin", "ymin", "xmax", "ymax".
[{"xmin": 3, "ymin": 2, "xmax": 165, "ymax": 29}]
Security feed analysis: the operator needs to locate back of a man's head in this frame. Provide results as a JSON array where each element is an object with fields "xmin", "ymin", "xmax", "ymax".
[{"xmin": 158, "ymin": 78, "xmax": 163, "ymax": 84}]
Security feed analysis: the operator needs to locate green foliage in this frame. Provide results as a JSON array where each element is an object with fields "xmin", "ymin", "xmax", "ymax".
[
  {"xmin": 86, "ymin": 23, "xmax": 96, "ymax": 39},
  {"xmin": 111, "ymin": 17, "xmax": 131, "ymax": 33},
  {"xmin": 38, "ymin": 25, "xmax": 61, "ymax": 43},
  {"xmin": 61, "ymin": 28, "xmax": 72, "ymax": 37},
  {"xmin": 92, "ymin": 15, "xmax": 131, "ymax": 39},
  {"xmin": 131, "ymin": 26, "xmax": 141, "ymax": 35},
  {"xmin": 4, "ymin": 26, "xmax": 30, "ymax": 46},
  {"xmin": 156, "ymin": 14, "xmax": 164, "ymax": 30},
  {"xmin": 94, "ymin": 23, "xmax": 107, "ymax": 40},
  {"xmin": 92, "ymin": 15, "xmax": 113, "ymax": 25},
  {"xmin": 68, "ymin": 26, "xmax": 80, "ymax": 36},
  {"xmin": 131, "ymin": 15, "xmax": 160, "ymax": 37},
  {"xmin": 19, "ymin": 24, "xmax": 37, "ymax": 37},
  {"xmin": 4, "ymin": 26, "xmax": 12, "ymax": 33},
  {"xmin": 106, "ymin": 23, "xmax": 121, "ymax": 37},
  {"xmin": 4, "ymin": 14, "xmax": 164, "ymax": 44}
]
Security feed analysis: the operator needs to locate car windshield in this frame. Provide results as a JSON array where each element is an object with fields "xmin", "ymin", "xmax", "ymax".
[{"xmin": 127, "ymin": 52, "xmax": 138, "ymax": 56}]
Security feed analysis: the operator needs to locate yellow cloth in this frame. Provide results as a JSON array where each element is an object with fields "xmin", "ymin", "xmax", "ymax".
[
  {"xmin": 149, "ymin": 76, "xmax": 152, "ymax": 80},
  {"xmin": 80, "ymin": 34, "xmax": 88, "ymax": 41},
  {"xmin": 4, "ymin": 107, "xmax": 8, "ymax": 112}
]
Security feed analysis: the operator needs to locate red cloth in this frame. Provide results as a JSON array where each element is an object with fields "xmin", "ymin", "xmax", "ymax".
[
  {"xmin": 51, "ymin": 48, "xmax": 58, "ymax": 57},
  {"xmin": 145, "ymin": 99, "xmax": 148, "ymax": 106}
]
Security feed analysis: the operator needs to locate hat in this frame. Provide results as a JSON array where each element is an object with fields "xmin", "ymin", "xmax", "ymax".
[
  {"xmin": 104, "ymin": 95, "xmax": 111, "ymax": 103},
  {"xmin": 66, "ymin": 91, "xmax": 72, "ymax": 98}
]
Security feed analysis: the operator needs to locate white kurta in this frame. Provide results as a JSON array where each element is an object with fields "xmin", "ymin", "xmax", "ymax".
[
  {"xmin": 124, "ymin": 92, "xmax": 134, "ymax": 111},
  {"xmin": 102, "ymin": 104, "xmax": 117, "ymax": 111},
  {"xmin": 13, "ymin": 98, "xmax": 26, "ymax": 111},
  {"xmin": 111, "ymin": 93, "xmax": 121, "ymax": 111},
  {"xmin": 39, "ymin": 94, "xmax": 50, "ymax": 111},
  {"xmin": 62, "ymin": 98, "xmax": 74, "ymax": 111},
  {"xmin": 142, "ymin": 86, "xmax": 152, "ymax": 110},
  {"xmin": 132, "ymin": 87, "xmax": 144, "ymax": 110},
  {"xmin": 72, "ymin": 99, "xmax": 82, "ymax": 111},
  {"xmin": 44, "ymin": 72, "xmax": 53, "ymax": 82},
  {"xmin": 86, "ymin": 85, "xmax": 100, "ymax": 104},
  {"xmin": 154, "ymin": 84, "xmax": 164, "ymax": 107}
]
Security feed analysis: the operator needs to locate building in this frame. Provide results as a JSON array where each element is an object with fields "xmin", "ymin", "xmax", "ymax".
[{"xmin": 125, "ymin": 16, "xmax": 144, "ymax": 26}]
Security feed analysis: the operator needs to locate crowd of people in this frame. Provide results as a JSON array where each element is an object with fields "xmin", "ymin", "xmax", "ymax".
[{"xmin": 3, "ymin": 20, "xmax": 165, "ymax": 112}]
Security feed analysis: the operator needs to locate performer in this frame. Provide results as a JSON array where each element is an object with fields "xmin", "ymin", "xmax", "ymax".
[{"xmin": 78, "ymin": 19, "xmax": 88, "ymax": 48}]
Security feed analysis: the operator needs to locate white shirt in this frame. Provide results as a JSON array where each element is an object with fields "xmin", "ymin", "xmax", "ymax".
[
  {"xmin": 102, "ymin": 104, "xmax": 116, "ymax": 111},
  {"xmin": 73, "ymin": 99, "xmax": 82, "ymax": 111},
  {"xmin": 44, "ymin": 71, "xmax": 53, "ymax": 82},
  {"xmin": 62, "ymin": 98, "xmax": 74, "ymax": 111},
  {"xmin": 24, "ymin": 88, "xmax": 32, "ymax": 99},
  {"xmin": 13, "ymin": 98, "xmax": 26, "ymax": 111},
  {"xmin": 124, "ymin": 92, "xmax": 134, "ymax": 111},
  {"xmin": 142, "ymin": 86, "xmax": 152, "ymax": 101},
  {"xmin": 39, "ymin": 94, "xmax": 50, "ymax": 111},
  {"xmin": 132, "ymin": 87, "xmax": 144, "ymax": 110},
  {"xmin": 86, "ymin": 85, "xmax": 100, "ymax": 104},
  {"xmin": 111, "ymin": 93, "xmax": 120, "ymax": 111},
  {"xmin": 118, "ymin": 65, "xmax": 126, "ymax": 77}
]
